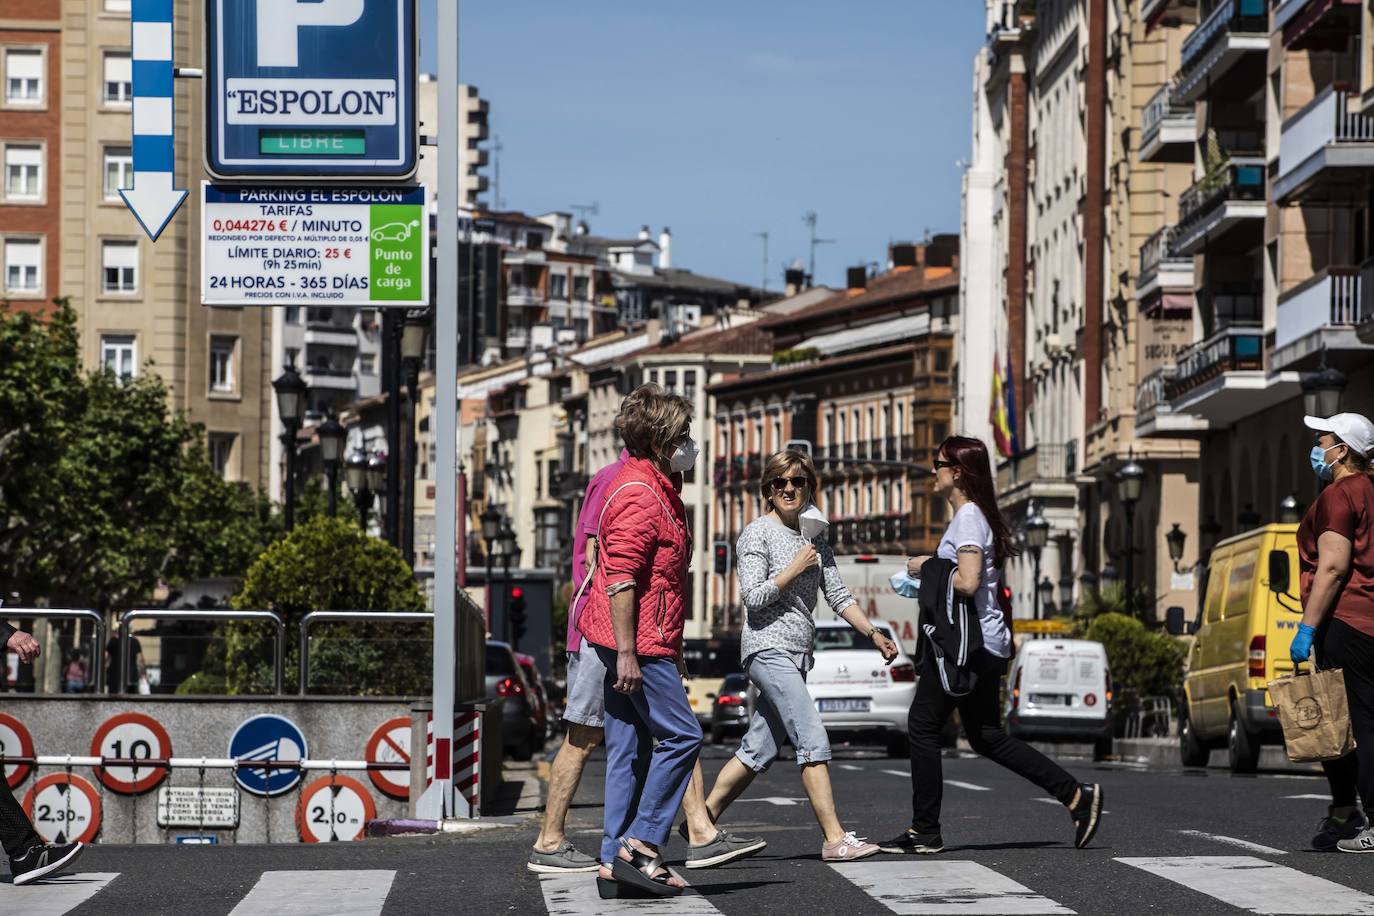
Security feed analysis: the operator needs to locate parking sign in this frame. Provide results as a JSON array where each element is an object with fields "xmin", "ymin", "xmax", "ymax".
[{"xmin": 205, "ymin": 0, "xmax": 418, "ymax": 181}]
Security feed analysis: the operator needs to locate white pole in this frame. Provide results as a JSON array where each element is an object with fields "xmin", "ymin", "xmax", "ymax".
[{"xmin": 420, "ymin": 0, "xmax": 461, "ymax": 821}]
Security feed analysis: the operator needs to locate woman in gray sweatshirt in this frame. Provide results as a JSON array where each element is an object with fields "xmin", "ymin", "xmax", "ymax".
[{"xmin": 696, "ymin": 449, "xmax": 898, "ymax": 862}]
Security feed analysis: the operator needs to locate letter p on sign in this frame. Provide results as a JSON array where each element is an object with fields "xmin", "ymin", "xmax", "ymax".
[{"xmin": 256, "ymin": 0, "xmax": 365, "ymax": 68}]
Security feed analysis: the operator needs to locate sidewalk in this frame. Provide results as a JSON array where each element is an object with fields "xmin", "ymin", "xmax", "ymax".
[
  {"xmin": 365, "ymin": 760, "xmax": 545, "ymax": 838},
  {"xmin": 1015, "ymin": 737, "xmax": 1323, "ymax": 775}
]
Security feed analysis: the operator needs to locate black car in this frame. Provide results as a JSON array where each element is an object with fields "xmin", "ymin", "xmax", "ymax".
[
  {"xmin": 709, "ymin": 672, "xmax": 750, "ymax": 744},
  {"xmin": 485, "ymin": 640, "xmax": 541, "ymax": 761}
]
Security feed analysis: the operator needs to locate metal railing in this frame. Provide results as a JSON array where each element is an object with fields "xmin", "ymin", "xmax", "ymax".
[
  {"xmin": 1167, "ymin": 323, "xmax": 1263, "ymax": 397},
  {"xmin": 1179, "ymin": 0, "xmax": 1266, "ymax": 78},
  {"xmin": 299, "ymin": 611, "xmax": 433, "ymax": 694},
  {"xmin": 1135, "ymin": 366, "xmax": 1177, "ymax": 424},
  {"xmin": 1141, "ymin": 81, "xmax": 1192, "ymax": 143},
  {"xmin": 1138, "ymin": 225, "xmax": 1182, "ymax": 280},
  {"xmin": 1177, "ymin": 159, "xmax": 1265, "ymax": 231},
  {"xmin": 118, "ymin": 609, "xmax": 286, "ymax": 696},
  {"xmin": 0, "ymin": 608, "xmax": 105, "ymax": 694}
]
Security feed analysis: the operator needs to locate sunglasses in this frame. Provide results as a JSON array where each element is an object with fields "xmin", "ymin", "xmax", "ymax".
[
  {"xmin": 933, "ymin": 459, "xmax": 956, "ymax": 470},
  {"xmin": 770, "ymin": 476, "xmax": 810, "ymax": 492}
]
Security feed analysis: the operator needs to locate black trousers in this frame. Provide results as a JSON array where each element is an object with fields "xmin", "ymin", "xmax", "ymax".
[
  {"xmin": 907, "ymin": 649, "xmax": 1079, "ymax": 834},
  {"xmin": 0, "ymin": 771, "xmax": 40, "ymax": 859},
  {"xmin": 1318, "ymin": 617, "xmax": 1374, "ymax": 811}
]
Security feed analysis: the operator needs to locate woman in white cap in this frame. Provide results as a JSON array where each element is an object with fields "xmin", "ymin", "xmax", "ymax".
[{"xmin": 1289, "ymin": 411, "xmax": 1374, "ymax": 853}]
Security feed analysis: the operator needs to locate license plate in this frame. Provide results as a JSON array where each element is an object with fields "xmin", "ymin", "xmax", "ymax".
[
  {"xmin": 817, "ymin": 698, "xmax": 870, "ymax": 713},
  {"xmin": 1029, "ymin": 694, "xmax": 1068, "ymax": 706}
]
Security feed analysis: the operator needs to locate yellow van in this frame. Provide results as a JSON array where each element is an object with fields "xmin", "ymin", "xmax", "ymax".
[{"xmin": 1167, "ymin": 523, "xmax": 1303, "ymax": 772}]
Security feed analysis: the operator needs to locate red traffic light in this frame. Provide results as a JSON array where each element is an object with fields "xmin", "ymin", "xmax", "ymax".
[
  {"xmin": 715, "ymin": 545, "xmax": 727, "ymax": 556},
  {"xmin": 511, "ymin": 586, "xmax": 524, "ymax": 599}
]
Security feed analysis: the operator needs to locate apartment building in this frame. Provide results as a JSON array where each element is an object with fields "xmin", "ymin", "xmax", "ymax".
[{"xmin": 0, "ymin": 1, "xmax": 60, "ymax": 317}]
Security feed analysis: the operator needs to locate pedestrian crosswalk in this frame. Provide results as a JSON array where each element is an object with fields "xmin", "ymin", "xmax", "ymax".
[{"xmin": 4, "ymin": 856, "xmax": 1374, "ymax": 914}]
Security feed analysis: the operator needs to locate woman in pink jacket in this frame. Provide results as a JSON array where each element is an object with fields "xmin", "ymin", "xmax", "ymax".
[{"xmin": 578, "ymin": 385, "xmax": 702, "ymax": 898}]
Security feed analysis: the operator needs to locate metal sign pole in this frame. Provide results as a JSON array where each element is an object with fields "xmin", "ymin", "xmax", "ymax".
[{"xmin": 419, "ymin": 0, "xmax": 461, "ymax": 821}]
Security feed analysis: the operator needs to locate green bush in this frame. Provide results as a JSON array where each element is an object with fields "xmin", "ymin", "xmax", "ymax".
[{"xmin": 1084, "ymin": 612, "xmax": 1186, "ymax": 701}]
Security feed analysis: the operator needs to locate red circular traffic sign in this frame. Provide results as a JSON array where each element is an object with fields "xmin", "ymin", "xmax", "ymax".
[
  {"xmin": 90, "ymin": 712, "xmax": 172, "ymax": 795},
  {"xmin": 0, "ymin": 713, "xmax": 34, "ymax": 789},
  {"xmin": 364, "ymin": 716, "xmax": 412, "ymax": 800},
  {"xmin": 22, "ymin": 773, "xmax": 101, "ymax": 844},
  {"xmin": 295, "ymin": 774, "xmax": 377, "ymax": 843}
]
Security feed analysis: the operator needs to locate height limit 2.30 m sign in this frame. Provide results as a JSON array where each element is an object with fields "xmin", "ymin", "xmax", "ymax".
[{"xmin": 206, "ymin": 0, "xmax": 418, "ymax": 181}]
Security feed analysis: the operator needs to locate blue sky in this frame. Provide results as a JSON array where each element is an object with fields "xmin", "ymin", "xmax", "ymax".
[{"xmin": 419, "ymin": 1, "xmax": 983, "ymax": 290}]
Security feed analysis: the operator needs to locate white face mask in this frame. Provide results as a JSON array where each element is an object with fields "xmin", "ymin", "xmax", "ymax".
[
  {"xmin": 798, "ymin": 503, "xmax": 829, "ymax": 541},
  {"xmin": 665, "ymin": 437, "xmax": 699, "ymax": 473}
]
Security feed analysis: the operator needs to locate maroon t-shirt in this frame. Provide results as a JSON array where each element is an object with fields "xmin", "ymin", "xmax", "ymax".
[{"xmin": 1298, "ymin": 473, "xmax": 1374, "ymax": 638}]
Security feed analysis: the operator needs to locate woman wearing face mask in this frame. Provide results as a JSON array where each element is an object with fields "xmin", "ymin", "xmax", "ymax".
[
  {"xmin": 1288, "ymin": 412, "xmax": 1374, "ymax": 854},
  {"xmin": 577, "ymin": 384, "xmax": 704, "ymax": 897},
  {"xmin": 881, "ymin": 435, "xmax": 1102, "ymax": 855},
  {"xmin": 696, "ymin": 449, "xmax": 897, "ymax": 863}
]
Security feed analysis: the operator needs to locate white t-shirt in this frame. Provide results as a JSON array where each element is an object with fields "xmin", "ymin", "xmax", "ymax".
[{"xmin": 936, "ymin": 502, "xmax": 1011, "ymax": 658}]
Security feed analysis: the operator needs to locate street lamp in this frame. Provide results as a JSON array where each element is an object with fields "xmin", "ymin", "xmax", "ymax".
[
  {"xmin": 480, "ymin": 505, "xmax": 503, "ymax": 620},
  {"xmin": 1166, "ymin": 523, "xmax": 1187, "ymax": 571},
  {"xmin": 1117, "ymin": 459, "xmax": 1145, "ymax": 618},
  {"xmin": 1037, "ymin": 577, "xmax": 1055, "ymax": 617},
  {"xmin": 1280, "ymin": 493, "xmax": 1302, "ymax": 525},
  {"xmin": 499, "ymin": 521, "xmax": 519, "ymax": 646},
  {"xmin": 1100, "ymin": 562, "xmax": 1120, "ymax": 587},
  {"xmin": 367, "ymin": 451, "xmax": 387, "ymax": 530},
  {"xmin": 1301, "ymin": 351, "xmax": 1346, "ymax": 419},
  {"xmin": 316, "ymin": 413, "xmax": 346, "ymax": 518},
  {"xmin": 346, "ymin": 448, "xmax": 373, "ymax": 526},
  {"xmin": 400, "ymin": 308, "xmax": 430, "ymax": 569},
  {"xmin": 272, "ymin": 362, "xmax": 308, "ymax": 531},
  {"xmin": 1023, "ymin": 506, "xmax": 1050, "ymax": 621}
]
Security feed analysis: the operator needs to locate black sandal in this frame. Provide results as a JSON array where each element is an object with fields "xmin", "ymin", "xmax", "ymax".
[{"xmin": 605, "ymin": 838, "xmax": 682, "ymax": 898}]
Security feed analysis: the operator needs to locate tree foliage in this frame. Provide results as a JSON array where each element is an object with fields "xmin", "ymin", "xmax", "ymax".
[{"xmin": 0, "ymin": 301, "xmax": 277, "ymax": 611}]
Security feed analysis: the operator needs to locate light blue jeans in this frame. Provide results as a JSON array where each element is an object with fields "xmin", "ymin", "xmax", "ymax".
[{"xmin": 735, "ymin": 648, "xmax": 833, "ymax": 772}]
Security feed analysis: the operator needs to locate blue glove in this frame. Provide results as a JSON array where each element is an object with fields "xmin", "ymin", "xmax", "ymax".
[
  {"xmin": 1289, "ymin": 622, "xmax": 1316, "ymax": 665},
  {"xmin": 889, "ymin": 570, "xmax": 921, "ymax": 599}
]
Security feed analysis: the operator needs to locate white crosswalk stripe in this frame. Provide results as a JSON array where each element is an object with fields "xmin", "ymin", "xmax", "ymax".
[
  {"xmin": 540, "ymin": 871, "xmax": 721, "ymax": 915},
  {"xmin": 831, "ymin": 860, "xmax": 1074, "ymax": 915},
  {"xmin": 227, "ymin": 870, "xmax": 396, "ymax": 916},
  {"xmin": 1117, "ymin": 856, "xmax": 1374, "ymax": 915},
  {"xmin": 0, "ymin": 872, "xmax": 118, "ymax": 916}
]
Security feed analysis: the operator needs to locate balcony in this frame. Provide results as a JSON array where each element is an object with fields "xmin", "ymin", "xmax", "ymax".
[
  {"xmin": 1274, "ymin": 87, "xmax": 1374, "ymax": 204},
  {"xmin": 1136, "ymin": 366, "xmax": 1208, "ymax": 437},
  {"xmin": 1160, "ymin": 323, "xmax": 1300, "ymax": 427},
  {"xmin": 301, "ymin": 366, "xmax": 356, "ymax": 391},
  {"xmin": 996, "ymin": 443, "xmax": 1073, "ymax": 493},
  {"xmin": 1142, "ymin": 0, "xmax": 1199, "ymax": 31},
  {"xmin": 1273, "ymin": 267, "xmax": 1371, "ymax": 369},
  {"xmin": 303, "ymin": 325, "xmax": 357, "ymax": 347},
  {"xmin": 1172, "ymin": 159, "xmax": 1266, "ymax": 255},
  {"xmin": 506, "ymin": 286, "xmax": 544, "ymax": 307},
  {"xmin": 1274, "ymin": 0, "xmax": 1361, "ymax": 49},
  {"xmin": 1136, "ymin": 225, "xmax": 1194, "ymax": 308},
  {"xmin": 1173, "ymin": 0, "xmax": 1267, "ymax": 105},
  {"xmin": 504, "ymin": 329, "xmax": 529, "ymax": 350},
  {"xmin": 1140, "ymin": 83, "xmax": 1196, "ymax": 163}
]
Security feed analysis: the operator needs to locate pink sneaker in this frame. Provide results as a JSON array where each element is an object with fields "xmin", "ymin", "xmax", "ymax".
[{"xmin": 822, "ymin": 831, "xmax": 880, "ymax": 862}]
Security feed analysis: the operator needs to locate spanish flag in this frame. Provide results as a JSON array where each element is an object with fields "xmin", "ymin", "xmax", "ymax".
[{"xmin": 990, "ymin": 351, "xmax": 1019, "ymax": 458}]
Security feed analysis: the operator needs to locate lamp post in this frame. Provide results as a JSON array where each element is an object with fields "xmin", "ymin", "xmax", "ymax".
[
  {"xmin": 400, "ymin": 309, "xmax": 430, "ymax": 570},
  {"xmin": 480, "ymin": 505, "xmax": 502, "ymax": 621},
  {"xmin": 499, "ymin": 521, "xmax": 518, "ymax": 645},
  {"xmin": 316, "ymin": 413, "xmax": 346, "ymax": 518},
  {"xmin": 1117, "ymin": 458, "xmax": 1145, "ymax": 619},
  {"xmin": 1279, "ymin": 493, "xmax": 1302, "ymax": 524},
  {"xmin": 1037, "ymin": 577, "xmax": 1055, "ymax": 618},
  {"xmin": 346, "ymin": 448, "xmax": 372, "ymax": 526},
  {"xmin": 1301, "ymin": 351, "xmax": 1346, "ymax": 418},
  {"xmin": 272, "ymin": 362, "xmax": 308, "ymax": 531},
  {"xmin": 1023, "ymin": 506, "xmax": 1050, "ymax": 621},
  {"xmin": 1166, "ymin": 522, "xmax": 1187, "ymax": 571}
]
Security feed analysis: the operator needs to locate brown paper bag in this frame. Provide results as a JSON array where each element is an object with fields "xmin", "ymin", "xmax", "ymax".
[{"xmin": 1268, "ymin": 667, "xmax": 1357, "ymax": 763}]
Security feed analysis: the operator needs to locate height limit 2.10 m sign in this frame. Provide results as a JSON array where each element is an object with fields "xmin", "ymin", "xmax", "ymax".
[{"xmin": 206, "ymin": 0, "xmax": 418, "ymax": 181}]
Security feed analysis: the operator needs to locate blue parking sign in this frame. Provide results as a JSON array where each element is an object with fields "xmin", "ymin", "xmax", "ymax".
[
  {"xmin": 228, "ymin": 714, "xmax": 309, "ymax": 796},
  {"xmin": 206, "ymin": 0, "xmax": 417, "ymax": 181}
]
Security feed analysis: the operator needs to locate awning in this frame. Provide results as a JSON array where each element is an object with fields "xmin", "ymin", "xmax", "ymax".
[{"xmin": 796, "ymin": 313, "xmax": 930, "ymax": 357}]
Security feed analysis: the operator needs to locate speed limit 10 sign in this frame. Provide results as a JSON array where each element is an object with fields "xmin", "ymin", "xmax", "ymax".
[{"xmin": 91, "ymin": 712, "xmax": 173, "ymax": 795}]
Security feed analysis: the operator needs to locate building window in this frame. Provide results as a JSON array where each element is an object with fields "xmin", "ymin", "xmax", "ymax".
[
  {"xmin": 4, "ymin": 144, "xmax": 41, "ymax": 200},
  {"xmin": 103, "ymin": 146, "xmax": 132, "ymax": 200},
  {"xmin": 684, "ymin": 370, "xmax": 697, "ymax": 402},
  {"xmin": 359, "ymin": 353, "xmax": 376, "ymax": 375},
  {"xmin": 105, "ymin": 0, "xmax": 132, "ymax": 11},
  {"xmin": 3, "ymin": 238, "xmax": 41, "ymax": 294},
  {"xmin": 103, "ymin": 53, "xmax": 132, "ymax": 106},
  {"xmin": 102, "ymin": 240, "xmax": 138, "ymax": 293},
  {"xmin": 573, "ymin": 276, "xmax": 589, "ymax": 300},
  {"xmin": 772, "ymin": 418, "xmax": 781, "ymax": 451},
  {"xmin": 100, "ymin": 334, "xmax": 136, "ymax": 382},
  {"xmin": 4, "ymin": 49, "xmax": 42, "ymax": 105},
  {"xmin": 851, "ymin": 409, "xmax": 860, "ymax": 442},
  {"xmin": 896, "ymin": 402, "xmax": 905, "ymax": 436},
  {"xmin": 209, "ymin": 336, "xmax": 236, "ymax": 393},
  {"xmin": 549, "ymin": 273, "xmax": 567, "ymax": 299},
  {"xmin": 208, "ymin": 434, "xmax": 235, "ymax": 479},
  {"xmin": 664, "ymin": 370, "xmax": 677, "ymax": 392}
]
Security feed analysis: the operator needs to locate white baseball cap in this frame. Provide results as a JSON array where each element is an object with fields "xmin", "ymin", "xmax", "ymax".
[{"xmin": 1305, "ymin": 413, "xmax": 1374, "ymax": 458}]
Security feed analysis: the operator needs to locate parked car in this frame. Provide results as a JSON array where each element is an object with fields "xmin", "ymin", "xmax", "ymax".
[
  {"xmin": 1167, "ymin": 523, "xmax": 1298, "ymax": 772},
  {"xmin": 709, "ymin": 672, "xmax": 750, "ymax": 744},
  {"xmin": 1004, "ymin": 638, "xmax": 1113, "ymax": 759},
  {"xmin": 682, "ymin": 637, "xmax": 742, "ymax": 726},
  {"xmin": 515, "ymin": 653, "xmax": 550, "ymax": 741},
  {"xmin": 808, "ymin": 620, "xmax": 916, "ymax": 758},
  {"xmin": 486, "ymin": 640, "xmax": 541, "ymax": 761}
]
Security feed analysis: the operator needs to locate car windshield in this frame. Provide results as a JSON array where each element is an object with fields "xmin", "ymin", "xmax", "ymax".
[
  {"xmin": 485, "ymin": 645, "xmax": 515, "ymax": 676},
  {"xmin": 721, "ymin": 673, "xmax": 749, "ymax": 691},
  {"xmin": 814, "ymin": 626, "xmax": 893, "ymax": 653},
  {"xmin": 681, "ymin": 639, "xmax": 741, "ymax": 678}
]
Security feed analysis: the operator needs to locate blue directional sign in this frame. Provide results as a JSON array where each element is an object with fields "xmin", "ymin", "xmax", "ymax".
[
  {"xmin": 120, "ymin": 0, "xmax": 188, "ymax": 241},
  {"xmin": 205, "ymin": 0, "xmax": 417, "ymax": 181},
  {"xmin": 228, "ymin": 714, "xmax": 309, "ymax": 796}
]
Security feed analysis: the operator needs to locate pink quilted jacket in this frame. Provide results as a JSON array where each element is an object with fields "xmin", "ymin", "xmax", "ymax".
[{"xmin": 577, "ymin": 458, "xmax": 691, "ymax": 658}]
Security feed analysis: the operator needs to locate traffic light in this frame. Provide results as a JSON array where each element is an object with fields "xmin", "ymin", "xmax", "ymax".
[
  {"xmin": 509, "ymin": 586, "xmax": 527, "ymax": 645},
  {"xmin": 713, "ymin": 541, "xmax": 730, "ymax": 575}
]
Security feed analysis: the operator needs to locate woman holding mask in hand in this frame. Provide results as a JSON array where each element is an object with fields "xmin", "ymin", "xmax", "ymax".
[{"xmin": 696, "ymin": 449, "xmax": 896, "ymax": 862}]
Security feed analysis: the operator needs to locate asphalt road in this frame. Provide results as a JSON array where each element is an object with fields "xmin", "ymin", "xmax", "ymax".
[{"xmin": 5, "ymin": 742, "xmax": 1374, "ymax": 915}]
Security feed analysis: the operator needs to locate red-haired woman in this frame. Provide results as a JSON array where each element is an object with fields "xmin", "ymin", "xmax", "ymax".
[{"xmin": 879, "ymin": 435, "xmax": 1103, "ymax": 855}]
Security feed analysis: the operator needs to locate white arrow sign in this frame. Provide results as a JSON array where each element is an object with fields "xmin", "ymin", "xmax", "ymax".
[{"xmin": 120, "ymin": 0, "xmax": 187, "ymax": 241}]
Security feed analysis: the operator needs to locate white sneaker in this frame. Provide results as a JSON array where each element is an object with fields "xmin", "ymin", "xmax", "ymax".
[
  {"xmin": 822, "ymin": 831, "xmax": 880, "ymax": 862},
  {"xmin": 1338, "ymin": 828, "xmax": 1374, "ymax": 854}
]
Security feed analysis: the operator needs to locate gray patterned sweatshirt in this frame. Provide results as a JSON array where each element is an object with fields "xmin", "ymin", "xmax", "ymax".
[{"xmin": 736, "ymin": 515, "xmax": 857, "ymax": 664}]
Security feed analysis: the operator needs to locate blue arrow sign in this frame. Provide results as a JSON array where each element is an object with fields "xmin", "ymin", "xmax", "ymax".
[{"xmin": 120, "ymin": 0, "xmax": 188, "ymax": 242}]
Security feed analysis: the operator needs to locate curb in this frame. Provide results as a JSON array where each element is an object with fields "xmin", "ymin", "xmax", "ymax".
[{"xmin": 365, "ymin": 814, "xmax": 530, "ymax": 838}]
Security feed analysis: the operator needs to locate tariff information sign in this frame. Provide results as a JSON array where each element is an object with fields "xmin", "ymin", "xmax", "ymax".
[
  {"xmin": 202, "ymin": 184, "xmax": 428, "ymax": 307},
  {"xmin": 157, "ymin": 786, "xmax": 240, "ymax": 829}
]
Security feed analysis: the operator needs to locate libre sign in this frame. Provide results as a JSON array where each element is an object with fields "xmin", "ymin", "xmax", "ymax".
[
  {"xmin": 202, "ymin": 184, "xmax": 428, "ymax": 307},
  {"xmin": 205, "ymin": 0, "xmax": 418, "ymax": 180}
]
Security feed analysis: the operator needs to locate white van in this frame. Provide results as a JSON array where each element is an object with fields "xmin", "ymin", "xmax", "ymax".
[{"xmin": 1003, "ymin": 639, "xmax": 1113, "ymax": 758}]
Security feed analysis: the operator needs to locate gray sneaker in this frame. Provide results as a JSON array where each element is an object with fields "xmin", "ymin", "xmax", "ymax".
[
  {"xmin": 684, "ymin": 830, "xmax": 767, "ymax": 869},
  {"xmin": 526, "ymin": 840, "xmax": 601, "ymax": 873},
  {"xmin": 1338, "ymin": 828, "xmax": 1374, "ymax": 854}
]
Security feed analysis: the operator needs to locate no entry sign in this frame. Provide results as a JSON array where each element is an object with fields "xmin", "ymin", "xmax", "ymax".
[
  {"xmin": 0, "ymin": 713, "xmax": 34, "ymax": 788},
  {"xmin": 365, "ymin": 716, "xmax": 412, "ymax": 800},
  {"xmin": 91, "ymin": 712, "xmax": 172, "ymax": 795},
  {"xmin": 296, "ymin": 774, "xmax": 376, "ymax": 843},
  {"xmin": 23, "ymin": 773, "xmax": 101, "ymax": 845}
]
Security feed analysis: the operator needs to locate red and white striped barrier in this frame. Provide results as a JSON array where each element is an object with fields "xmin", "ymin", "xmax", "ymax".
[{"xmin": 421, "ymin": 711, "xmax": 481, "ymax": 818}]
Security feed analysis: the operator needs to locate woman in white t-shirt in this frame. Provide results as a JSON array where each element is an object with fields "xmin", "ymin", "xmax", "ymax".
[{"xmin": 878, "ymin": 436, "xmax": 1103, "ymax": 856}]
